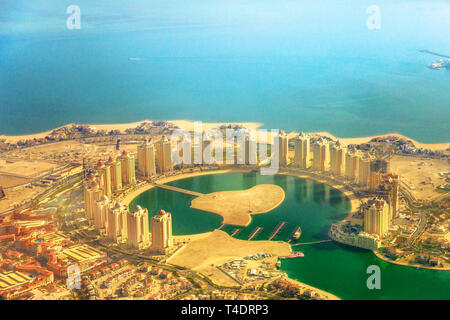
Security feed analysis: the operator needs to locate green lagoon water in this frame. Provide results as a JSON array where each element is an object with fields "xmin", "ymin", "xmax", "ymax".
[{"xmin": 130, "ymin": 172, "xmax": 450, "ymax": 300}]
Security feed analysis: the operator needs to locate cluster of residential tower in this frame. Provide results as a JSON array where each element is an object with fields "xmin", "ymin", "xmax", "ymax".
[{"xmin": 84, "ymin": 139, "xmax": 174, "ymax": 253}]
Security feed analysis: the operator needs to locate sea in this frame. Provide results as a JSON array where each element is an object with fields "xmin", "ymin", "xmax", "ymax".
[{"xmin": 0, "ymin": 0, "xmax": 449, "ymax": 142}]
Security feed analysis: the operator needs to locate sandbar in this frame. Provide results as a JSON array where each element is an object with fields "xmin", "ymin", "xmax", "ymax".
[{"xmin": 190, "ymin": 184, "xmax": 285, "ymax": 226}]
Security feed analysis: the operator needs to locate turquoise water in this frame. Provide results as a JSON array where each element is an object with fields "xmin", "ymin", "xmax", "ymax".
[
  {"xmin": 1, "ymin": 1, "xmax": 449, "ymax": 142},
  {"xmin": 130, "ymin": 172, "xmax": 450, "ymax": 300}
]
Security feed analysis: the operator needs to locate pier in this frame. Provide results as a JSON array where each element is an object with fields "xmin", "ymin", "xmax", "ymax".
[
  {"xmin": 291, "ymin": 240, "xmax": 331, "ymax": 246},
  {"xmin": 148, "ymin": 182, "xmax": 204, "ymax": 197},
  {"xmin": 248, "ymin": 227, "xmax": 263, "ymax": 240},
  {"xmin": 420, "ymin": 49, "xmax": 450, "ymax": 59},
  {"xmin": 230, "ymin": 228, "xmax": 241, "ymax": 237},
  {"xmin": 268, "ymin": 221, "xmax": 287, "ymax": 240}
]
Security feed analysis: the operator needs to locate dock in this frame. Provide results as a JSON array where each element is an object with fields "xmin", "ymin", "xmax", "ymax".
[
  {"xmin": 420, "ymin": 49, "xmax": 450, "ymax": 59},
  {"xmin": 268, "ymin": 221, "xmax": 287, "ymax": 240},
  {"xmin": 248, "ymin": 227, "xmax": 263, "ymax": 240},
  {"xmin": 149, "ymin": 183, "xmax": 204, "ymax": 197},
  {"xmin": 230, "ymin": 228, "xmax": 241, "ymax": 237}
]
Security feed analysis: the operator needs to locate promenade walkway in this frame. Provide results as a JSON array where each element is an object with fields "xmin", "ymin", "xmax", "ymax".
[{"xmin": 148, "ymin": 182, "xmax": 204, "ymax": 197}]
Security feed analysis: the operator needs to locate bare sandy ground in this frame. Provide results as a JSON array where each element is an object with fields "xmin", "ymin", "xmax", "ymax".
[
  {"xmin": 0, "ymin": 159, "xmax": 60, "ymax": 178},
  {"xmin": 389, "ymin": 155, "xmax": 449, "ymax": 201},
  {"xmin": 0, "ymin": 175, "xmax": 29, "ymax": 188},
  {"xmin": 167, "ymin": 230, "xmax": 291, "ymax": 286},
  {"xmin": 191, "ymin": 184, "xmax": 285, "ymax": 226},
  {"xmin": 0, "ymin": 185, "xmax": 46, "ymax": 212}
]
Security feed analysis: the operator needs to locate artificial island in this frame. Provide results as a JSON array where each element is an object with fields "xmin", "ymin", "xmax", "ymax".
[{"xmin": 0, "ymin": 120, "xmax": 448, "ymax": 300}]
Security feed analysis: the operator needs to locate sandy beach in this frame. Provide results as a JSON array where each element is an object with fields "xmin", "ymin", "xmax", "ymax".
[
  {"xmin": 2, "ymin": 120, "xmax": 447, "ymax": 152},
  {"xmin": 0, "ymin": 120, "xmax": 263, "ymax": 144}
]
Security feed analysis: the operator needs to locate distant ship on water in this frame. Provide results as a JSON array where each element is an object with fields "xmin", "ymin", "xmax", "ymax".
[
  {"xmin": 129, "ymin": 57, "xmax": 146, "ymax": 61},
  {"xmin": 420, "ymin": 50, "xmax": 450, "ymax": 70}
]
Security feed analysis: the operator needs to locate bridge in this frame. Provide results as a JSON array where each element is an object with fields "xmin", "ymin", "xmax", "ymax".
[
  {"xmin": 148, "ymin": 182, "xmax": 204, "ymax": 197},
  {"xmin": 291, "ymin": 239, "xmax": 332, "ymax": 246}
]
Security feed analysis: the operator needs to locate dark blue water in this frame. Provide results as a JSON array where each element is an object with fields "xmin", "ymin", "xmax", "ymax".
[{"xmin": 1, "ymin": 1, "xmax": 449, "ymax": 142}]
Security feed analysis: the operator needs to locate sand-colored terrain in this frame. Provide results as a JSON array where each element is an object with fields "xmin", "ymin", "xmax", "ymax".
[
  {"xmin": 0, "ymin": 159, "xmax": 60, "ymax": 178},
  {"xmin": 167, "ymin": 230, "xmax": 291, "ymax": 287},
  {"xmin": 0, "ymin": 175, "xmax": 29, "ymax": 188},
  {"xmin": 0, "ymin": 185, "xmax": 46, "ymax": 212},
  {"xmin": 191, "ymin": 184, "xmax": 285, "ymax": 226},
  {"xmin": 389, "ymin": 155, "xmax": 449, "ymax": 201}
]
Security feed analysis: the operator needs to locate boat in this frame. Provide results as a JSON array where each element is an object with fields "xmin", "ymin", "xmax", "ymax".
[
  {"xmin": 291, "ymin": 226, "xmax": 302, "ymax": 240},
  {"xmin": 279, "ymin": 251, "xmax": 304, "ymax": 259}
]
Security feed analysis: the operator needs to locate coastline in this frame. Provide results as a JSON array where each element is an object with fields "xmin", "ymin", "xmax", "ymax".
[
  {"xmin": 373, "ymin": 249, "xmax": 450, "ymax": 271},
  {"xmin": 0, "ymin": 120, "xmax": 263, "ymax": 144},
  {"xmin": 1, "ymin": 120, "xmax": 448, "ymax": 152},
  {"xmin": 283, "ymin": 278, "xmax": 341, "ymax": 300}
]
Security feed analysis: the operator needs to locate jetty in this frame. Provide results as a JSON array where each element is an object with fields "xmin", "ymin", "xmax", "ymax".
[
  {"xmin": 248, "ymin": 227, "xmax": 263, "ymax": 240},
  {"xmin": 230, "ymin": 228, "xmax": 241, "ymax": 237},
  {"xmin": 420, "ymin": 49, "xmax": 450, "ymax": 59},
  {"xmin": 268, "ymin": 221, "xmax": 287, "ymax": 240}
]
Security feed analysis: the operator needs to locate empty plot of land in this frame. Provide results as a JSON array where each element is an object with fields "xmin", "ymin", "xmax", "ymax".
[
  {"xmin": 0, "ymin": 185, "xmax": 46, "ymax": 212},
  {"xmin": 167, "ymin": 230, "xmax": 291, "ymax": 287},
  {"xmin": 0, "ymin": 159, "xmax": 60, "ymax": 178},
  {"xmin": 390, "ymin": 155, "xmax": 449, "ymax": 201},
  {"xmin": 190, "ymin": 184, "xmax": 285, "ymax": 226},
  {"xmin": 0, "ymin": 174, "xmax": 30, "ymax": 188}
]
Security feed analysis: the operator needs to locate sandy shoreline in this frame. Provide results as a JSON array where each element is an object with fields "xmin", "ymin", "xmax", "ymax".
[
  {"xmin": 0, "ymin": 120, "xmax": 263, "ymax": 144},
  {"xmin": 1, "ymin": 120, "xmax": 448, "ymax": 151}
]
